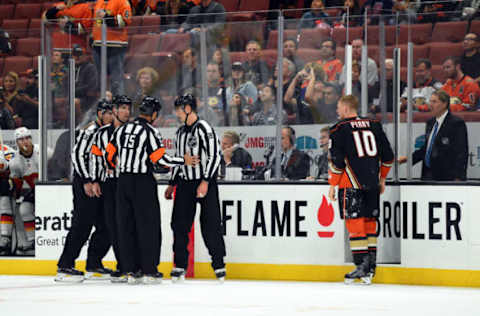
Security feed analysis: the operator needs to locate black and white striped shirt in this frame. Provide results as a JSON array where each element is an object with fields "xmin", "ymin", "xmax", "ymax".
[
  {"xmin": 90, "ymin": 123, "xmax": 116, "ymax": 182},
  {"xmin": 170, "ymin": 119, "xmax": 221, "ymax": 183},
  {"xmin": 106, "ymin": 117, "xmax": 185, "ymax": 174},
  {"xmin": 71, "ymin": 121, "xmax": 100, "ymax": 182}
]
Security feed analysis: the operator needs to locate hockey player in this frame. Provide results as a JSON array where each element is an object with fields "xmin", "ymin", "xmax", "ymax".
[
  {"xmin": 55, "ymin": 100, "xmax": 114, "ymax": 283},
  {"xmin": 0, "ymin": 145, "xmax": 16, "ymax": 256},
  {"xmin": 9, "ymin": 128, "xmax": 53, "ymax": 255},
  {"xmin": 328, "ymin": 95, "xmax": 394, "ymax": 285},
  {"xmin": 90, "ymin": 95, "xmax": 132, "ymax": 282}
]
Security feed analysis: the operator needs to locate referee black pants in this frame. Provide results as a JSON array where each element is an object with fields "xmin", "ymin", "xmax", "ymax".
[
  {"xmin": 58, "ymin": 176, "xmax": 111, "ymax": 270},
  {"xmin": 102, "ymin": 178, "xmax": 122, "ymax": 271},
  {"xmin": 171, "ymin": 179, "xmax": 226, "ymax": 270},
  {"xmin": 116, "ymin": 173, "xmax": 160, "ymax": 275}
]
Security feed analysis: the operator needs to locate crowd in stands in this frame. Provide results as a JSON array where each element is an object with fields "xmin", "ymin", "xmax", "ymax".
[{"xmin": 0, "ymin": 0, "xmax": 479, "ymax": 180}]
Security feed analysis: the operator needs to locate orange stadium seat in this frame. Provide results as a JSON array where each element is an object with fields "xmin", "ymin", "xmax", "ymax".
[
  {"xmin": 260, "ymin": 49, "xmax": 277, "ymax": 68},
  {"xmin": 28, "ymin": 18, "xmax": 42, "ymax": 38},
  {"xmin": 266, "ymin": 29, "xmax": 296, "ymax": 49},
  {"xmin": 0, "ymin": 57, "xmax": 4, "ymax": 76},
  {"xmin": 428, "ymin": 42, "xmax": 463, "ymax": 65},
  {"xmin": 298, "ymin": 28, "xmax": 331, "ymax": 49},
  {"xmin": 159, "ymin": 33, "xmax": 191, "ymax": 53},
  {"xmin": 1, "ymin": 19, "xmax": 29, "ymax": 38},
  {"xmin": 14, "ymin": 3, "xmax": 43, "ymax": 19},
  {"xmin": 237, "ymin": 0, "xmax": 269, "ymax": 12},
  {"xmin": 332, "ymin": 26, "xmax": 363, "ymax": 47},
  {"xmin": 218, "ymin": 0, "xmax": 240, "ymax": 12},
  {"xmin": 297, "ymin": 48, "xmax": 322, "ymax": 64},
  {"xmin": 398, "ymin": 23, "xmax": 432, "ymax": 45},
  {"xmin": 229, "ymin": 51, "xmax": 247, "ymax": 63},
  {"xmin": 366, "ymin": 25, "xmax": 397, "ymax": 46},
  {"xmin": 128, "ymin": 34, "xmax": 162, "ymax": 54},
  {"xmin": 0, "ymin": 4, "xmax": 15, "ymax": 24},
  {"xmin": 128, "ymin": 16, "xmax": 143, "ymax": 35},
  {"xmin": 431, "ymin": 21, "xmax": 468, "ymax": 43},
  {"xmin": 226, "ymin": 20, "xmax": 266, "ymax": 52},
  {"xmin": 142, "ymin": 15, "xmax": 161, "ymax": 34},
  {"xmin": 151, "ymin": 52, "xmax": 178, "ymax": 85},
  {"xmin": 2, "ymin": 56, "xmax": 33, "ymax": 76},
  {"xmin": 469, "ymin": 19, "xmax": 480, "ymax": 35},
  {"xmin": 41, "ymin": 2, "xmax": 55, "ymax": 12},
  {"xmin": 16, "ymin": 37, "xmax": 41, "ymax": 57}
]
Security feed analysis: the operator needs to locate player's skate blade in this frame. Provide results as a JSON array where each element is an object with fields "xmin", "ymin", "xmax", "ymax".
[{"xmin": 54, "ymin": 268, "xmax": 85, "ymax": 283}]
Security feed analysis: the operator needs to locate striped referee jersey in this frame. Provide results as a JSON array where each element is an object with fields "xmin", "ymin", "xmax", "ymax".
[
  {"xmin": 90, "ymin": 123, "xmax": 117, "ymax": 182},
  {"xmin": 170, "ymin": 119, "xmax": 221, "ymax": 182},
  {"xmin": 106, "ymin": 117, "xmax": 184, "ymax": 174},
  {"xmin": 71, "ymin": 121, "xmax": 100, "ymax": 182}
]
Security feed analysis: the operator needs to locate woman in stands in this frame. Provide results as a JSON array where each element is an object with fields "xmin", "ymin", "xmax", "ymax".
[
  {"xmin": 2, "ymin": 72, "xmax": 38, "ymax": 129},
  {"xmin": 129, "ymin": 67, "xmax": 161, "ymax": 116}
]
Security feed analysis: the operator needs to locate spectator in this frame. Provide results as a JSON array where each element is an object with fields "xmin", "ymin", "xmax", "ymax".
[
  {"xmin": 340, "ymin": 38, "xmax": 378, "ymax": 88},
  {"xmin": 198, "ymin": 62, "xmax": 226, "ymax": 126},
  {"xmin": 319, "ymin": 82, "xmax": 341, "ymax": 123},
  {"xmin": 371, "ymin": 58, "xmax": 406, "ymax": 113},
  {"xmin": 266, "ymin": 126, "xmax": 310, "ymax": 180},
  {"xmin": 22, "ymin": 69, "xmax": 39, "ymax": 102},
  {"xmin": 297, "ymin": 0, "xmax": 331, "ymax": 31},
  {"xmin": 226, "ymin": 62, "xmax": 257, "ymax": 109},
  {"xmin": 0, "ymin": 29, "xmax": 12, "ymax": 55},
  {"xmin": 362, "ymin": 0, "xmax": 394, "ymax": 25},
  {"xmin": 92, "ymin": 0, "xmax": 132, "ymax": 96},
  {"xmin": 307, "ymin": 126, "xmax": 329, "ymax": 180},
  {"xmin": 399, "ymin": 90, "xmax": 468, "ymax": 181},
  {"xmin": 178, "ymin": 0, "xmax": 226, "ymax": 53},
  {"xmin": 461, "ymin": 33, "xmax": 480, "ymax": 82},
  {"xmin": 177, "ymin": 47, "xmax": 201, "ymax": 94},
  {"xmin": 51, "ymin": 50, "xmax": 68, "ymax": 97},
  {"xmin": 220, "ymin": 130, "xmax": 253, "ymax": 179},
  {"xmin": 228, "ymin": 93, "xmax": 251, "ymax": 126},
  {"xmin": 0, "ymin": 90, "xmax": 15, "ymax": 130},
  {"xmin": 130, "ymin": 0, "xmax": 158, "ymax": 15},
  {"xmin": 72, "ymin": 45, "xmax": 98, "ymax": 113},
  {"xmin": 251, "ymin": 85, "xmax": 287, "ymax": 126},
  {"xmin": 212, "ymin": 47, "xmax": 232, "ymax": 81},
  {"xmin": 283, "ymin": 38, "xmax": 305, "ymax": 73},
  {"xmin": 159, "ymin": 0, "xmax": 190, "ymax": 32},
  {"xmin": 316, "ymin": 38, "xmax": 343, "ymax": 82},
  {"xmin": 306, "ymin": 81, "xmax": 325, "ymax": 123},
  {"xmin": 400, "ymin": 58, "xmax": 443, "ymax": 112},
  {"xmin": 243, "ymin": 41, "xmax": 271, "ymax": 86},
  {"xmin": 460, "ymin": 0, "xmax": 480, "ymax": 20},
  {"xmin": 338, "ymin": 0, "xmax": 363, "ymax": 27},
  {"xmin": 2, "ymin": 72, "xmax": 38, "ymax": 129},
  {"xmin": 154, "ymin": 91, "xmax": 179, "ymax": 127},
  {"xmin": 130, "ymin": 67, "xmax": 161, "ymax": 116},
  {"xmin": 417, "ymin": 0, "xmax": 457, "ymax": 24},
  {"xmin": 442, "ymin": 56, "xmax": 480, "ymax": 111}
]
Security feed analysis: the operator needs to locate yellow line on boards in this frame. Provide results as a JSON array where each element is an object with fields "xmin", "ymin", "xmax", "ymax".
[{"xmin": 1, "ymin": 260, "xmax": 479, "ymax": 287}]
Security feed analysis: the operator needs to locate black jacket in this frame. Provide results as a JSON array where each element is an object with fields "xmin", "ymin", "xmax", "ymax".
[
  {"xmin": 412, "ymin": 112, "xmax": 468, "ymax": 181},
  {"xmin": 270, "ymin": 149, "xmax": 310, "ymax": 180},
  {"xmin": 220, "ymin": 146, "xmax": 253, "ymax": 177}
]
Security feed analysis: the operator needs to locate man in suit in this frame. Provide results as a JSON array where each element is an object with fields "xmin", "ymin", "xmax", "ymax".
[
  {"xmin": 399, "ymin": 90, "xmax": 468, "ymax": 181},
  {"xmin": 220, "ymin": 130, "xmax": 253, "ymax": 179},
  {"xmin": 268, "ymin": 126, "xmax": 310, "ymax": 180}
]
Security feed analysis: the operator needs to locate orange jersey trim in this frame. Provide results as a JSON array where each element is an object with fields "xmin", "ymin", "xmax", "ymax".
[
  {"xmin": 106, "ymin": 142, "xmax": 117, "ymax": 167},
  {"xmin": 91, "ymin": 144, "xmax": 103, "ymax": 157},
  {"xmin": 149, "ymin": 148, "xmax": 166, "ymax": 164}
]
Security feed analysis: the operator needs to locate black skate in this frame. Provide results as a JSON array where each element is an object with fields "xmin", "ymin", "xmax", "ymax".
[
  {"xmin": 0, "ymin": 236, "xmax": 11, "ymax": 256},
  {"xmin": 127, "ymin": 271, "xmax": 144, "ymax": 285},
  {"xmin": 170, "ymin": 268, "xmax": 186, "ymax": 283},
  {"xmin": 85, "ymin": 267, "xmax": 114, "ymax": 280},
  {"xmin": 54, "ymin": 267, "xmax": 85, "ymax": 283},
  {"xmin": 110, "ymin": 270, "xmax": 128, "ymax": 283},
  {"xmin": 143, "ymin": 272, "xmax": 163, "ymax": 285},
  {"xmin": 214, "ymin": 268, "xmax": 226, "ymax": 283},
  {"xmin": 344, "ymin": 266, "xmax": 371, "ymax": 285}
]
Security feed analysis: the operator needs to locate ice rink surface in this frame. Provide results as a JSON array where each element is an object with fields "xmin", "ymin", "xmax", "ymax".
[{"xmin": 0, "ymin": 275, "xmax": 479, "ymax": 316}]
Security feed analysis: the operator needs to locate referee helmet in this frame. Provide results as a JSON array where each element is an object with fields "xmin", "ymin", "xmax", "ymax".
[
  {"xmin": 113, "ymin": 95, "xmax": 132, "ymax": 107},
  {"xmin": 174, "ymin": 94, "xmax": 197, "ymax": 111},
  {"xmin": 139, "ymin": 96, "xmax": 162, "ymax": 116},
  {"xmin": 96, "ymin": 99, "xmax": 113, "ymax": 113}
]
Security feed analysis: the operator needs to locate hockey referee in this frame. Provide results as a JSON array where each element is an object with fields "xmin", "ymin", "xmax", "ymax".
[
  {"xmin": 106, "ymin": 96, "xmax": 198, "ymax": 284},
  {"xmin": 90, "ymin": 95, "xmax": 132, "ymax": 282},
  {"xmin": 165, "ymin": 94, "xmax": 226, "ymax": 283},
  {"xmin": 56, "ymin": 100, "xmax": 114, "ymax": 283}
]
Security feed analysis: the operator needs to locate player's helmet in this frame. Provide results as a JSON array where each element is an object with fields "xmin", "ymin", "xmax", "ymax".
[
  {"xmin": 138, "ymin": 96, "xmax": 162, "ymax": 116},
  {"xmin": 113, "ymin": 95, "xmax": 132, "ymax": 107},
  {"xmin": 15, "ymin": 127, "xmax": 31, "ymax": 140},
  {"xmin": 96, "ymin": 99, "xmax": 114, "ymax": 113},
  {"xmin": 174, "ymin": 94, "xmax": 197, "ymax": 111}
]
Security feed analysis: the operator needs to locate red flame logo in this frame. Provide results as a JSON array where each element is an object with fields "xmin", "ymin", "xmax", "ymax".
[{"xmin": 317, "ymin": 195, "xmax": 335, "ymax": 238}]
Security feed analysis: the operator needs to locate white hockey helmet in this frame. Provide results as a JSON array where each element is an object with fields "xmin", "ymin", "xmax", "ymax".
[{"xmin": 15, "ymin": 127, "xmax": 31, "ymax": 140}]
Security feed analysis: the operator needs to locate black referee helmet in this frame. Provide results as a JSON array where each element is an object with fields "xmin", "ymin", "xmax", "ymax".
[
  {"xmin": 113, "ymin": 95, "xmax": 132, "ymax": 107},
  {"xmin": 97, "ymin": 98, "xmax": 113, "ymax": 113},
  {"xmin": 174, "ymin": 94, "xmax": 197, "ymax": 111},
  {"xmin": 139, "ymin": 96, "xmax": 162, "ymax": 116}
]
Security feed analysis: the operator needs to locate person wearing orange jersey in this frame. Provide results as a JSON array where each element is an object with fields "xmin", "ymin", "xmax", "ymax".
[
  {"xmin": 92, "ymin": 0, "xmax": 132, "ymax": 95},
  {"xmin": 44, "ymin": 0, "xmax": 94, "ymax": 51},
  {"xmin": 316, "ymin": 38, "xmax": 342, "ymax": 83},
  {"xmin": 441, "ymin": 56, "xmax": 480, "ymax": 111}
]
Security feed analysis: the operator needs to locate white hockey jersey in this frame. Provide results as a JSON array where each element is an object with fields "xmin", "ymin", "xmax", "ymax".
[{"xmin": 9, "ymin": 145, "xmax": 51, "ymax": 190}]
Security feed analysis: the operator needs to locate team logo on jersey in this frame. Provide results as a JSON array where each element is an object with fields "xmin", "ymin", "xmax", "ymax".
[{"xmin": 187, "ymin": 136, "xmax": 198, "ymax": 148}]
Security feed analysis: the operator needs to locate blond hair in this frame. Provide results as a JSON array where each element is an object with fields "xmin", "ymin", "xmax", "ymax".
[
  {"xmin": 136, "ymin": 67, "xmax": 159, "ymax": 85},
  {"xmin": 223, "ymin": 130, "xmax": 240, "ymax": 144},
  {"xmin": 338, "ymin": 94, "xmax": 359, "ymax": 111}
]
